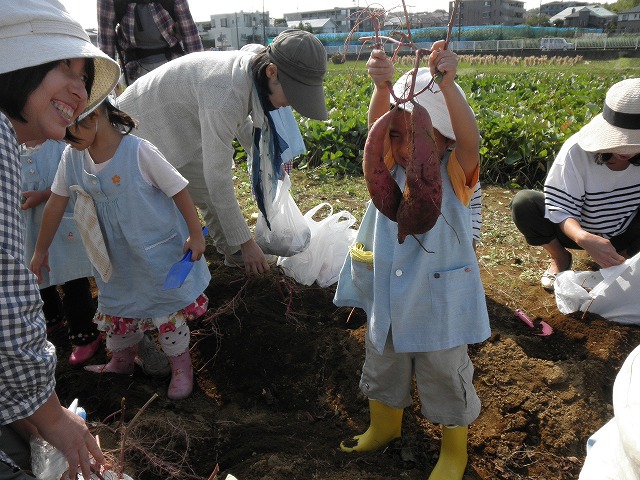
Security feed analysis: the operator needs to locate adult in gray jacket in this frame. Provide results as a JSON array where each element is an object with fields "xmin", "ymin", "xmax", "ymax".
[{"xmin": 118, "ymin": 29, "xmax": 327, "ymax": 275}]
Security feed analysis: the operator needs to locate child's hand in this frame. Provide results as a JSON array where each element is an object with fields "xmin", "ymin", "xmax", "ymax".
[
  {"xmin": 29, "ymin": 251, "xmax": 50, "ymax": 284},
  {"xmin": 366, "ymin": 49, "xmax": 394, "ymax": 89},
  {"xmin": 429, "ymin": 40, "xmax": 459, "ymax": 88},
  {"xmin": 20, "ymin": 190, "xmax": 50, "ymax": 210},
  {"xmin": 184, "ymin": 231, "xmax": 206, "ymax": 261}
]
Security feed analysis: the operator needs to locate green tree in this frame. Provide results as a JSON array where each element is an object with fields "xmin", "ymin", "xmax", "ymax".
[
  {"xmin": 606, "ymin": 0, "xmax": 640, "ymax": 13},
  {"xmin": 296, "ymin": 22, "xmax": 313, "ymax": 33}
]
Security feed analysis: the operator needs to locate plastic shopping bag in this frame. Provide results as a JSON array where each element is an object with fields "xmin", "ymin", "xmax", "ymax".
[
  {"xmin": 278, "ymin": 203, "xmax": 357, "ymax": 287},
  {"xmin": 554, "ymin": 251, "xmax": 640, "ymax": 324},
  {"xmin": 255, "ymin": 173, "xmax": 311, "ymax": 257}
]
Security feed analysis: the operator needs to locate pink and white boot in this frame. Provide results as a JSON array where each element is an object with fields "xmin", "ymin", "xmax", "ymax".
[
  {"xmin": 84, "ymin": 345, "xmax": 137, "ymax": 374},
  {"xmin": 167, "ymin": 351, "xmax": 193, "ymax": 400}
]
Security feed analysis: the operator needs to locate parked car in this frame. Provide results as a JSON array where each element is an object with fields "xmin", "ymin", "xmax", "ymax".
[{"xmin": 540, "ymin": 37, "xmax": 574, "ymax": 51}]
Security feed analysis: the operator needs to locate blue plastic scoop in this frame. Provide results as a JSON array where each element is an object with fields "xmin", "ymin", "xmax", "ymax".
[{"xmin": 162, "ymin": 227, "xmax": 208, "ymax": 290}]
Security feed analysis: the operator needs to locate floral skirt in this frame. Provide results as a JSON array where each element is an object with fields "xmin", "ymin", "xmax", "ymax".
[{"xmin": 94, "ymin": 294, "xmax": 209, "ymax": 336}]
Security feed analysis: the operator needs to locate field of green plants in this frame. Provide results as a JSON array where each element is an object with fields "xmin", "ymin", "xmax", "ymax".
[{"xmin": 289, "ymin": 56, "xmax": 639, "ymax": 189}]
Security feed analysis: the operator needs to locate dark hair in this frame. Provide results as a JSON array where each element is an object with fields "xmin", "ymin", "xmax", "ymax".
[
  {"xmin": 250, "ymin": 50, "xmax": 273, "ymax": 100},
  {"xmin": 65, "ymin": 98, "xmax": 137, "ymax": 143},
  {"xmin": 594, "ymin": 152, "xmax": 640, "ymax": 166},
  {"xmin": 0, "ymin": 59, "xmax": 95, "ymax": 123}
]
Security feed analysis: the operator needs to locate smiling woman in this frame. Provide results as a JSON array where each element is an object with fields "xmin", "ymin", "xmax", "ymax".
[{"xmin": 0, "ymin": 1, "xmax": 120, "ymax": 479}]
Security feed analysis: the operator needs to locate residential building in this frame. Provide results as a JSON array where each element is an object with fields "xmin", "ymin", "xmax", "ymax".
[
  {"xmin": 283, "ymin": 6, "xmax": 381, "ymax": 34},
  {"xmin": 204, "ymin": 11, "xmax": 288, "ymax": 50},
  {"xmin": 449, "ymin": 0, "xmax": 526, "ymax": 26},
  {"xmin": 617, "ymin": 5, "xmax": 640, "ymax": 34},
  {"xmin": 540, "ymin": 1, "xmax": 588, "ymax": 18},
  {"xmin": 287, "ymin": 18, "xmax": 338, "ymax": 34},
  {"xmin": 550, "ymin": 5, "xmax": 616, "ymax": 29},
  {"xmin": 385, "ymin": 10, "xmax": 449, "ymax": 29}
]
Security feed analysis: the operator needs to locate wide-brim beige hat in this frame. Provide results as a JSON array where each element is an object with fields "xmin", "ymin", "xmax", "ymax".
[
  {"xmin": 577, "ymin": 78, "xmax": 640, "ymax": 155},
  {"xmin": 0, "ymin": 0, "xmax": 120, "ymax": 116},
  {"xmin": 267, "ymin": 29, "xmax": 327, "ymax": 121},
  {"xmin": 392, "ymin": 68, "xmax": 466, "ymax": 141}
]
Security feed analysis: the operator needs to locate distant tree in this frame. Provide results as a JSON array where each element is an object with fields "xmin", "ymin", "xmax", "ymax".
[
  {"xmin": 606, "ymin": 0, "xmax": 640, "ymax": 13},
  {"xmin": 296, "ymin": 22, "xmax": 313, "ymax": 33},
  {"xmin": 274, "ymin": 18, "xmax": 287, "ymax": 27},
  {"xmin": 525, "ymin": 14, "xmax": 550, "ymax": 26}
]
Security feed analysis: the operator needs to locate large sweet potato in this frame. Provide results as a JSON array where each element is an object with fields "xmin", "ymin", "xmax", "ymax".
[
  {"xmin": 396, "ymin": 100, "xmax": 441, "ymax": 244},
  {"xmin": 362, "ymin": 107, "xmax": 403, "ymax": 222}
]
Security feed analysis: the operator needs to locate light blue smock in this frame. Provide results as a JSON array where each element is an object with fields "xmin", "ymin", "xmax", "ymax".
[
  {"xmin": 334, "ymin": 153, "xmax": 491, "ymax": 353},
  {"xmin": 62, "ymin": 135, "xmax": 210, "ymax": 318},
  {"xmin": 21, "ymin": 140, "xmax": 93, "ymax": 289}
]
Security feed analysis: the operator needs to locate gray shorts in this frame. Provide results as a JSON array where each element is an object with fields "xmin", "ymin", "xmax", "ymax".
[{"xmin": 359, "ymin": 331, "xmax": 481, "ymax": 426}]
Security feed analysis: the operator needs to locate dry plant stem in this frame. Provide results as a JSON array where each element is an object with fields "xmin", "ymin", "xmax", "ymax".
[
  {"xmin": 446, "ymin": 0, "xmax": 461, "ymax": 49},
  {"xmin": 118, "ymin": 398, "xmax": 126, "ymax": 480},
  {"xmin": 207, "ymin": 464, "xmax": 220, "ymax": 480},
  {"xmin": 118, "ymin": 393, "xmax": 159, "ymax": 479}
]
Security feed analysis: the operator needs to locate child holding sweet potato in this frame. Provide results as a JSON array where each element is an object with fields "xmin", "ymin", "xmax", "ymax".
[{"xmin": 334, "ymin": 41, "xmax": 491, "ymax": 479}]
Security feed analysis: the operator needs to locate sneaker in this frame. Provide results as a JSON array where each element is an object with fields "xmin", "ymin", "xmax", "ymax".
[
  {"xmin": 541, "ymin": 252, "xmax": 573, "ymax": 292},
  {"xmin": 135, "ymin": 332, "xmax": 171, "ymax": 377}
]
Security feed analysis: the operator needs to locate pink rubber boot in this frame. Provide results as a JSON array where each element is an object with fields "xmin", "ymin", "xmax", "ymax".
[
  {"xmin": 167, "ymin": 351, "xmax": 193, "ymax": 400},
  {"xmin": 84, "ymin": 345, "xmax": 137, "ymax": 374},
  {"xmin": 69, "ymin": 336, "xmax": 102, "ymax": 366}
]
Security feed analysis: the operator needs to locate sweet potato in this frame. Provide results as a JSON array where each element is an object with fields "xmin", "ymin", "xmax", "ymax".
[
  {"xmin": 362, "ymin": 107, "xmax": 403, "ymax": 222},
  {"xmin": 396, "ymin": 100, "xmax": 441, "ymax": 243}
]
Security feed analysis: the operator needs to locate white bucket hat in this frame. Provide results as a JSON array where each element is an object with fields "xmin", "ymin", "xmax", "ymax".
[
  {"xmin": 577, "ymin": 78, "xmax": 640, "ymax": 155},
  {"xmin": 392, "ymin": 68, "xmax": 466, "ymax": 141},
  {"xmin": 0, "ymin": 0, "xmax": 121, "ymax": 116}
]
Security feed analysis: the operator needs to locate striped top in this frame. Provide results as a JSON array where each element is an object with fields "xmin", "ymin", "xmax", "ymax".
[{"xmin": 544, "ymin": 133, "xmax": 640, "ymax": 239}]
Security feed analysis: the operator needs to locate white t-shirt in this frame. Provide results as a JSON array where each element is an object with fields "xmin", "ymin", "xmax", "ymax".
[{"xmin": 52, "ymin": 138, "xmax": 187, "ymax": 198}]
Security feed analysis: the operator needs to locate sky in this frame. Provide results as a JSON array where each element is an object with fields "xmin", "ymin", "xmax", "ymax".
[{"xmin": 60, "ymin": 0, "xmax": 540, "ymax": 29}]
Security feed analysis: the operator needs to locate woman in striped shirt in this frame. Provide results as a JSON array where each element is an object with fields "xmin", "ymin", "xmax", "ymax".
[{"xmin": 511, "ymin": 78, "xmax": 640, "ymax": 291}]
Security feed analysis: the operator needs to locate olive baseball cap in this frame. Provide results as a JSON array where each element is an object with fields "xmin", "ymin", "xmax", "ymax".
[{"xmin": 267, "ymin": 29, "xmax": 327, "ymax": 121}]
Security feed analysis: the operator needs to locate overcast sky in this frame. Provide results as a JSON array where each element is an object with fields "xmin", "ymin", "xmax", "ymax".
[{"xmin": 60, "ymin": 0, "xmax": 540, "ymax": 29}]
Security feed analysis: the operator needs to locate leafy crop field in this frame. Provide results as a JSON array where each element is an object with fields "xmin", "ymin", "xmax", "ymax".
[{"xmin": 297, "ymin": 56, "xmax": 640, "ymax": 188}]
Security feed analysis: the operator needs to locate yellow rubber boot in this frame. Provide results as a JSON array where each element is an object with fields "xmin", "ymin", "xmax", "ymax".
[
  {"xmin": 428, "ymin": 425, "xmax": 468, "ymax": 480},
  {"xmin": 340, "ymin": 399, "xmax": 403, "ymax": 452}
]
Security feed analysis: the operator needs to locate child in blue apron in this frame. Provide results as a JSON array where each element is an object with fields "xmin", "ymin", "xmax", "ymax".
[
  {"xmin": 334, "ymin": 42, "xmax": 491, "ymax": 479},
  {"xmin": 21, "ymin": 139, "xmax": 101, "ymax": 366},
  {"xmin": 31, "ymin": 97, "xmax": 210, "ymax": 400}
]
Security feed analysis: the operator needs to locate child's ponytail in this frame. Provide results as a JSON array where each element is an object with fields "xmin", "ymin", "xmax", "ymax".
[{"xmin": 104, "ymin": 99, "xmax": 136, "ymax": 134}]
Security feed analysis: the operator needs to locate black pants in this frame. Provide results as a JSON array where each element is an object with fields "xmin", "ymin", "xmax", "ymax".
[
  {"xmin": 510, "ymin": 189, "xmax": 640, "ymax": 255},
  {"xmin": 40, "ymin": 277, "xmax": 98, "ymax": 346}
]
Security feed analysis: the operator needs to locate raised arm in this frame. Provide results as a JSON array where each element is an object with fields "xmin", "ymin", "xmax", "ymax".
[
  {"xmin": 429, "ymin": 40, "xmax": 480, "ymax": 183},
  {"xmin": 366, "ymin": 49, "xmax": 395, "ymax": 128}
]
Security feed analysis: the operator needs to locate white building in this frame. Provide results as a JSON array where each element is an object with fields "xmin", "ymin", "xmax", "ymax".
[
  {"xmin": 287, "ymin": 18, "xmax": 338, "ymax": 34},
  {"xmin": 204, "ymin": 11, "xmax": 287, "ymax": 50}
]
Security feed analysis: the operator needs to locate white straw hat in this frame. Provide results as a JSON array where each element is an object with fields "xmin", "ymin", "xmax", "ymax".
[
  {"xmin": 393, "ymin": 68, "xmax": 466, "ymax": 141},
  {"xmin": 577, "ymin": 78, "xmax": 640, "ymax": 154},
  {"xmin": 0, "ymin": 0, "xmax": 121, "ymax": 116}
]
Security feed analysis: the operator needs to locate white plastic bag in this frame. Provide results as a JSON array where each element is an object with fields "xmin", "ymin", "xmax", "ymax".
[
  {"xmin": 255, "ymin": 173, "xmax": 311, "ymax": 257},
  {"xmin": 579, "ymin": 344, "xmax": 640, "ymax": 479},
  {"xmin": 278, "ymin": 203, "xmax": 357, "ymax": 287},
  {"xmin": 554, "ymin": 252, "xmax": 640, "ymax": 324}
]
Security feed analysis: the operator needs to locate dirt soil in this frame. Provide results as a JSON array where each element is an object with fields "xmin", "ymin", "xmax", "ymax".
[{"xmin": 51, "ymin": 185, "xmax": 640, "ymax": 480}]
